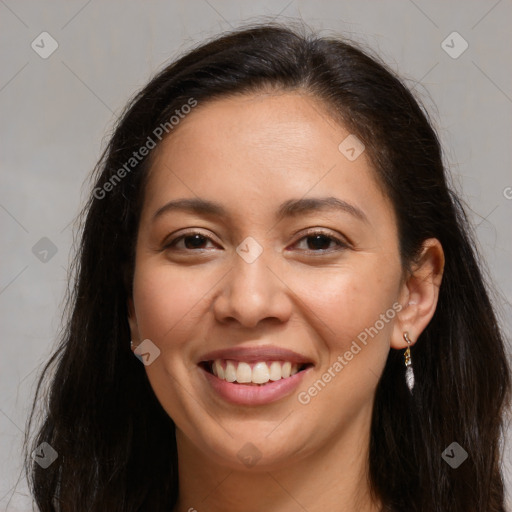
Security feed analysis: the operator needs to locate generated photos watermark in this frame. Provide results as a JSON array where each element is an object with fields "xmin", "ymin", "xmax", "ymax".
[
  {"xmin": 297, "ymin": 302, "xmax": 403, "ymax": 405},
  {"xmin": 31, "ymin": 442, "xmax": 58, "ymax": 469},
  {"xmin": 237, "ymin": 442, "xmax": 263, "ymax": 468},
  {"xmin": 442, "ymin": 441, "xmax": 468, "ymax": 469},
  {"xmin": 93, "ymin": 97, "xmax": 198, "ymax": 200},
  {"xmin": 133, "ymin": 338, "xmax": 161, "ymax": 366}
]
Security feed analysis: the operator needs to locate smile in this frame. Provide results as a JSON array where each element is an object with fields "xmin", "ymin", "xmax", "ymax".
[
  {"xmin": 197, "ymin": 346, "xmax": 314, "ymax": 405},
  {"xmin": 203, "ymin": 359, "xmax": 311, "ymax": 385}
]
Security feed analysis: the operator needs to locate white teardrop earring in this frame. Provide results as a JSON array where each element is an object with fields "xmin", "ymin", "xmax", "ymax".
[{"xmin": 403, "ymin": 331, "xmax": 415, "ymax": 394}]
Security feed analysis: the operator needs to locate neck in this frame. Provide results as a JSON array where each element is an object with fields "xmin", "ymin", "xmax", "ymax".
[{"xmin": 173, "ymin": 409, "xmax": 381, "ymax": 512}]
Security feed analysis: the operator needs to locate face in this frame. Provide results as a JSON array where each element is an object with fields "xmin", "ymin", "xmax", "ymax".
[{"xmin": 128, "ymin": 91, "xmax": 406, "ymax": 471}]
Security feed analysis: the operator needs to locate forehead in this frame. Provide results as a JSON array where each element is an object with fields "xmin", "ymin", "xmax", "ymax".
[
  {"xmin": 152, "ymin": 92, "xmax": 347, "ymax": 169},
  {"xmin": 142, "ymin": 92, "xmax": 394, "ymax": 228}
]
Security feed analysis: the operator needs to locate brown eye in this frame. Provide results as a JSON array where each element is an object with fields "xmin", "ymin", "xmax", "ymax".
[
  {"xmin": 181, "ymin": 234, "xmax": 209, "ymax": 249},
  {"xmin": 293, "ymin": 230, "xmax": 348, "ymax": 253},
  {"xmin": 305, "ymin": 234, "xmax": 333, "ymax": 251},
  {"xmin": 165, "ymin": 232, "xmax": 218, "ymax": 251}
]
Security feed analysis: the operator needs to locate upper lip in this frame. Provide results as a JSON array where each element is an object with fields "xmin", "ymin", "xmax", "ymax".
[{"xmin": 198, "ymin": 345, "xmax": 314, "ymax": 365}]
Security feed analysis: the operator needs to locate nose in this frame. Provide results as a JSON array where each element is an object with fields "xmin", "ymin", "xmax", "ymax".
[{"xmin": 212, "ymin": 244, "xmax": 293, "ymax": 329}]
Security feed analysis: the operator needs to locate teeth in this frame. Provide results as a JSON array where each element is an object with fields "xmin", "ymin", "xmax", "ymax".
[
  {"xmin": 269, "ymin": 361, "xmax": 282, "ymax": 381},
  {"xmin": 212, "ymin": 360, "xmax": 225, "ymax": 380},
  {"xmin": 236, "ymin": 362, "xmax": 252, "ymax": 383},
  {"xmin": 282, "ymin": 361, "xmax": 291, "ymax": 379},
  {"xmin": 252, "ymin": 362, "xmax": 270, "ymax": 384},
  {"xmin": 209, "ymin": 359, "xmax": 302, "ymax": 384},
  {"xmin": 225, "ymin": 361, "xmax": 237, "ymax": 382}
]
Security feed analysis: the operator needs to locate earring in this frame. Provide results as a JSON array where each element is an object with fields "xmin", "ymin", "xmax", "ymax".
[{"xmin": 403, "ymin": 332, "xmax": 415, "ymax": 394}]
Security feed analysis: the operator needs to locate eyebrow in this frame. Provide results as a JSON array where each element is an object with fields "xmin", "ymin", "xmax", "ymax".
[{"xmin": 152, "ymin": 196, "xmax": 369, "ymax": 224}]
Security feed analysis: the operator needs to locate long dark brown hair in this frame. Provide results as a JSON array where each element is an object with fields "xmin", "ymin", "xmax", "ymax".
[{"xmin": 24, "ymin": 23, "xmax": 511, "ymax": 511}]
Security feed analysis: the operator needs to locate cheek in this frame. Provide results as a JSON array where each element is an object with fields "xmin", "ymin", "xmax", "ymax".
[
  {"xmin": 132, "ymin": 260, "xmax": 215, "ymax": 343},
  {"xmin": 292, "ymin": 262, "xmax": 401, "ymax": 351},
  {"xmin": 292, "ymin": 268, "xmax": 399, "ymax": 422}
]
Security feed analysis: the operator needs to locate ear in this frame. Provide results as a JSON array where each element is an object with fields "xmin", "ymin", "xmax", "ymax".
[
  {"xmin": 127, "ymin": 297, "xmax": 141, "ymax": 350},
  {"xmin": 391, "ymin": 238, "xmax": 445, "ymax": 349}
]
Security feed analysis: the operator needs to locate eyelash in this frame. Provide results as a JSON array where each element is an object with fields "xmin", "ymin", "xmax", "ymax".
[{"xmin": 164, "ymin": 229, "xmax": 349, "ymax": 254}]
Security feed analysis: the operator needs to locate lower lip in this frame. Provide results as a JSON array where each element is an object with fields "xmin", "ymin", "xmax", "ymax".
[{"xmin": 199, "ymin": 365, "xmax": 311, "ymax": 406}]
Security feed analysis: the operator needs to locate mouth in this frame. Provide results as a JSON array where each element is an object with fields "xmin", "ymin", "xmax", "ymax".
[
  {"xmin": 199, "ymin": 359, "xmax": 313, "ymax": 386},
  {"xmin": 197, "ymin": 345, "xmax": 314, "ymax": 405}
]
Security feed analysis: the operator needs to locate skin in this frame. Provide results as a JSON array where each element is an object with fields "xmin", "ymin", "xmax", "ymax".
[{"xmin": 128, "ymin": 91, "xmax": 444, "ymax": 512}]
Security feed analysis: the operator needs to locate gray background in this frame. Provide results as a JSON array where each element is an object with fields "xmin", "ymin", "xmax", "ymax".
[{"xmin": 1, "ymin": 1, "xmax": 511, "ymax": 510}]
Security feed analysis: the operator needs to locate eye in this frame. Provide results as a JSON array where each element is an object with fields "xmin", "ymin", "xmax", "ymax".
[
  {"xmin": 164, "ymin": 232, "xmax": 219, "ymax": 251},
  {"xmin": 292, "ymin": 230, "xmax": 348, "ymax": 253},
  {"xmin": 163, "ymin": 229, "xmax": 348, "ymax": 254}
]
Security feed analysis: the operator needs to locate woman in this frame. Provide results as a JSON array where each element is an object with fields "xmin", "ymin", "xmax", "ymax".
[{"xmin": 25, "ymin": 23, "xmax": 511, "ymax": 512}]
